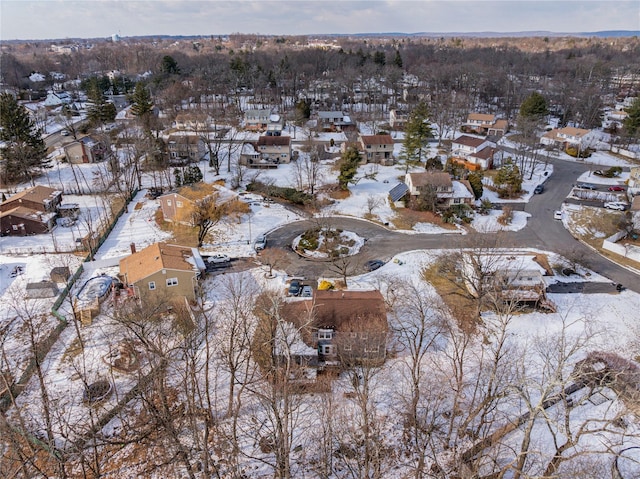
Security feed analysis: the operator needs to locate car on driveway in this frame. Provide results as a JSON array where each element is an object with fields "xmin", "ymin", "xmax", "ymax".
[
  {"xmin": 554, "ymin": 210, "xmax": 563, "ymax": 220},
  {"xmin": 604, "ymin": 201, "xmax": 628, "ymax": 211},
  {"xmin": 577, "ymin": 183, "xmax": 597, "ymax": 190},
  {"xmin": 365, "ymin": 259, "xmax": 385, "ymax": 271},
  {"xmin": 288, "ymin": 280, "xmax": 302, "ymax": 296},
  {"xmin": 207, "ymin": 254, "xmax": 231, "ymax": 264},
  {"xmin": 254, "ymin": 235, "xmax": 267, "ymax": 251},
  {"xmin": 301, "ymin": 285, "xmax": 313, "ymax": 297},
  {"xmin": 608, "ymin": 185, "xmax": 625, "ymax": 192}
]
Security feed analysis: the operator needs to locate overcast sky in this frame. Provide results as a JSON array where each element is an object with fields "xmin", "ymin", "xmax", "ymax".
[{"xmin": 1, "ymin": 0, "xmax": 638, "ymax": 41}]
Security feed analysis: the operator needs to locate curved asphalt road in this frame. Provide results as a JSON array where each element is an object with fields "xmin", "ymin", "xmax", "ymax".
[{"xmin": 264, "ymin": 155, "xmax": 639, "ymax": 292}]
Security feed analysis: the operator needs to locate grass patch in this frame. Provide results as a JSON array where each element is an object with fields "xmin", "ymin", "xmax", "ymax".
[
  {"xmin": 390, "ymin": 208, "xmax": 458, "ymax": 231},
  {"xmin": 154, "ymin": 209, "xmax": 198, "ymax": 247},
  {"xmin": 422, "ymin": 263, "xmax": 479, "ymax": 334}
]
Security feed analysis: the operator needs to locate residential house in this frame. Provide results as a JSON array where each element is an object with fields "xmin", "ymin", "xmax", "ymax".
[
  {"xmin": 119, "ymin": 242, "xmax": 205, "ymax": 303},
  {"xmin": 463, "ymin": 113, "xmax": 509, "ymax": 136},
  {"xmin": 451, "ymin": 135, "xmax": 498, "ymax": 170},
  {"xmin": 173, "ymin": 112, "xmax": 213, "ymax": 131},
  {"xmin": 405, "ymin": 172, "xmax": 474, "ymax": 208},
  {"xmin": 256, "ymin": 135, "xmax": 292, "ymax": 164},
  {"xmin": 266, "ymin": 114, "xmax": 284, "ymax": 136},
  {"xmin": 0, "ymin": 206, "xmax": 58, "ymax": 236},
  {"xmin": 158, "ymin": 182, "xmax": 232, "ymax": 226},
  {"xmin": 317, "ymin": 111, "xmax": 354, "ymax": 132},
  {"xmin": 0, "ymin": 185, "xmax": 62, "ymax": 214},
  {"xmin": 166, "ymin": 134, "xmax": 206, "ymax": 165},
  {"xmin": 64, "ymin": 136, "xmax": 108, "ymax": 164},
  {"xmin": 359, "ymin": 134, "xmax": 395, "ymax": 165},
  {"xmin": 389, "ymin": 108, "xmax": 409, "ymax": 129},
  {"xmin": 627, "ymin": 167, "xmax": 640, "ymax": 195},
  {"xmin": 281, "ymin": 290, "xmax": 389, "ymax": 368},
  {"xmin": 631, "ymin": 196, "xmax": 640, "ymax": 232},
  {"xmin": 244, "ymin": 109, "xmax": 272, "ymax": 131},
  {"xmin": 43, "ymin": 90, "xmax": 72, "ymax": 107},
  {"xmin": 540, "ymin": 127, "xmax": 594, "ymax": 150},
  {"xmin": 490, "ymin": 269, "xmax": 551, "ymax": 309}
]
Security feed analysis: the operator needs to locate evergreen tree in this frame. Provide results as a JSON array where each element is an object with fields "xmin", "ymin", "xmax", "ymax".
[
  {"xmin": 393, "ymin": 49, "xmax": 403, "ymax": 68},
  {"xmin": 130, "ymin": 82, "xmax": 153, "ymax": 131},
  {"xmin": 86, "ymin": 81, "xmax": 115, "ymax": 126},
  {"xmin": 493, "ymin": 160, "xmax": 522, "ymax": 198},
  {"xmin": 402, "ymin": 101, "xmax": 432, "ymax": 164},
  {"xmin": 373, "ymin": 51, "xmax": 386, "ymax": 66},
  {"xmin": 0, "ymin": 93, "xmax": 49, "ymax": 185},
  {"xmin": 467, "ymin": 172, "xmax": 484, "ymax": 200},
  {"xmin": 161, "ymin": 55, "xmax": 180, "ymax": 75},
  {"xmin": 624, "ymin": 97, "xmax": 640, "ymax": 137},
  {"xmin": 519, "ymin": 92, "xmax": 548, "ymax": 121},
  {"xmin": 338, "ymin": 147, "xmax": 361, "ymax": 190}
]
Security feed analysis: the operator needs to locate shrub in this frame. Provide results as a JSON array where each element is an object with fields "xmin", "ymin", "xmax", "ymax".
[
  {"xmin": 318, "ymin": 280, "xmax": 334, "ymax": 291},
  {"xmin": 497, "ymin": 206, "xmax": 513, "ymax": 225},
  {"xmin": 604, "ymin": 166, "xmax": 622, "ymax": 178}
]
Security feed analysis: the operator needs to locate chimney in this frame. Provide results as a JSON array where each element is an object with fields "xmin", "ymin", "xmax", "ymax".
[{"xmin": 130, "ymin": 242, "xmax": 136, "ymax": 254}]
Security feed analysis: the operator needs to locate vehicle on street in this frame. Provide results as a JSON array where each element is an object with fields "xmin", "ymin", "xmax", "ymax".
[
  {"xmin": 288, "ymin": 280, "xmax": 302, "ymax": 296},
  {"xmin": 60, "ymin": 129, "xmax": 70, "ymax": 136},
  {"xmin": 254, "ymin": 234, "xmax": 267, "ymax": 251},
  {"xmin": 604, "ymin": 201, "xmax": 628, "ymax": 211},
  {"xmin": 534, "ymin": 184, "xmax": 544, "ymax": 194},
  {"xmin": 207, "ymin": 254, "xmax": 231, "ymax": 264},
  {"xmin": 301, "ymin": 285, "xmax": 312, "ymax": 297},
  {"xmin": 577, "ymin": 183, "xmax": 597, "ymax": 190},
  {"xmin": 608, "ymin": 186, "xmax": 625, "ymax": 192},
  {"xmin": 553, "ymin": 210, "xmax": 563, "ymax": 220},
  {"xmin": 365, "ymin": 259, "xmax": 385, "ymax": 271}
]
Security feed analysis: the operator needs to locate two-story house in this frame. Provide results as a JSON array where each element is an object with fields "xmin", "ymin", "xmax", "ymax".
[
  {"xmin": 158, "ymin": 182, "xmax": 235, "ymax": 226},
  {"xmin": 405, "ymin": 172, "xmax": 474, "ymax": 208},
  {"xmin": 255, "ymin": 135, "xmax": 292, "ymax": 164},
  {"xmin": 451, "ymin": 135, "xmax": 499, "ymax": 170},
  {"xmin": 119, "ymin": 242, "xmax": 206, "ymax": 303},
  {"xmin": 0, "ymin": 185, "xmax": 62, "ymax": 236},
  {"xmin": 166, "ymin": 133, "xmax": 206, "ymax": 165},
  {"xmin": 463, "ymin": 113, "xmax": 509, "ymax": 136},
  {"xmin": 389, "ymin": 108, "xmax": 409, "ymax": 129},
  {"xmin": 317, "ymin": 111, "xmax": 354, "ymax": 132},
  {"xmin": 628, "ymin": 167, "xmax": 640, "ymax": 196},
  {"xmin": 64, "ymin": 136, "xmax": 108, "ymax": 164},
  {"xmin": 281, "ymin": 290, "xmax": 389, "ymax": 369},
  {"xmin": 540, "ymin": 127, "xmax": 594, "ymax": 150},
  {"xmin": 244, "ymin": 109, "xmax": 272, "ymax": 131},
  {"xmin": 359, "ymin": 134, "xmax": 395, "ymax": 165}
]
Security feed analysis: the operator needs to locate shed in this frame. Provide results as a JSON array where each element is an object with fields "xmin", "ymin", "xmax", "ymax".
[{"xmin": 26, "ymin": 281, "xmax": 59, "ymax": 299}]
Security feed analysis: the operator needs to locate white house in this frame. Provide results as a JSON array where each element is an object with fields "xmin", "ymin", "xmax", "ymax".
[
  {"xmin": 540, "ymin": 127, "xmax": 594, "ymax": 149},
  {"xmin": 451, "ymin": 135, "xmax": 498, "ymax": 170}
]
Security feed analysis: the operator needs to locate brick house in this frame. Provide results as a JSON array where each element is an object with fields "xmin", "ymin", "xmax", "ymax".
[
  {"xmin": 64, "ymin": 136, "xmax": 108, "ymax": 164},
  {"xmin": 359, "ymin": 134, "xmax": 395, "ymax": 165},
  {"xmin": 119, "ymin": 242, "xmax": 206, "ymax": 303},
  {"xmin": 280, "ymin": 290, "xmax": 389, "ymax": 368},
  {"xmin": 0, "ymin": 185, "xmax": 62, "ymax": 236}
]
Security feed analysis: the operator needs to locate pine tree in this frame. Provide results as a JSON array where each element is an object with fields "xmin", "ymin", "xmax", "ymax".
[
  {"xmin": 519, "ymin": 92, "xmax": 548, "ymax": 121},
  {"xmin": 402, "ymin": 101, "xmax": 432, "ymax": 164},
  {"xmin": 86, "ymin": 80, "xmax": 115, "ymax": 126},
  {"xmin": 624, "ymin": 97, "xmax": 640, "ymax": 137},
  {"xmin": 494, "ymin": 160, "xmax": 522, "ymax": 198},
  {"xmin": 393, "ymin": 50, "xmax": 403, "ymax": 68},
  {"xmin": 130, "ymin": 82, "xmax": 153, "ymax": 131},
  {"xmin": 0, "ymin": 93, "xmax": 50, "ymax": 185},
  {"xmin": 338, "ymin": 147, "xmax": 362, "ymax": 190}
]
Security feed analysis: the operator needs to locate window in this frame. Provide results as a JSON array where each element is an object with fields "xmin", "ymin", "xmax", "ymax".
[
  {"xmin": 166, "ymin": 277, "xmax": 178, "ymax": 287},
  {"xmin": 453, "ymin": 198, "xmax": 461, "ymax": 204},
  {"xmin": 148, "ymin": 281, "xmax": 156, "ymax": 290},
  {"xmin": 343, "ymin": 343, "xmax": 352, "ymax": 351},
  {"xmin": 365, "ymin": 344, "xmax": 380, "ymax": 353},
  {"xmin": 167, "ymin": 200, "xmax": 172, "ymax": 206},
  {"xmin": 321, "ymin": 344, "xmax": 335, "ymax": 355},
  {"xmin": 176, "ymin": 201, "xmax": 183, "ymax": 207},
  {"xmin": 318, "ymin": 329, "xmax": 333, "ymax": 340}
]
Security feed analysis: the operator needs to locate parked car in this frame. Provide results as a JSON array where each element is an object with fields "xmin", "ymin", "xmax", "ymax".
[
  {"xmin": 288, "ymin": 280, "xmax": 302, "ymax": 296},
  {"xmin": 608, "ymin": 185, "xmax": 625, "ymax": 192},
  {"xmin": 60, "ymin": 129, "xmax": 70, "ymax": 136},
  {"xmin": 365, "ymin": 259, "xmax": 384, "ymax": 271},
  {"xmin": 254, "ymin": 235, "xmax": 267, "ymax": 251},
  {"xmin": 604, "ymin": 201, "xmax": 628, "ymax": 211},
  {"xmin": 207, "ymin": 254, "xmax": 231, "ymax": 264},
  {"xmin": 301, "ymin": 285, "xmax": 313, "ymax": 297},
  {"xmin": 577, "ymin": 183, "xmax": 597, "ymax": 190},
  {"xmin": 593, "ymin": 170, "xmax": 604, "ymax": 176},
  {"xmin": 534, "ymin": 184, "xmax": 544, "ymax": 194},
  {"xmin": 553, "ymin": 210, "xmax": 563, "ymax": 220}
]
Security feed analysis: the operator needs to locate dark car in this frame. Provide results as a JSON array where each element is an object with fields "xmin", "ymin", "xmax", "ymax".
[
  {"xmin": 608, "ymin": 185, "xmax": 625, "ymax": 192},
  {"xmin": 534, "ymin": 184, "xmax": 544, "ymax": 194},
  {"xmin": 577, "ymin": 183, "xmax": 597, "ymax": 190},
  {"xmin": 288, "ymin": 280, "xmax": 302, "ymax": 296},
  {"xmin": 365, "ymin": 259, "xmax": 384, "ymax": 272},
  {"xmin": 593, "ymin": 170, "xmax": 605, "ymax": 176}
]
